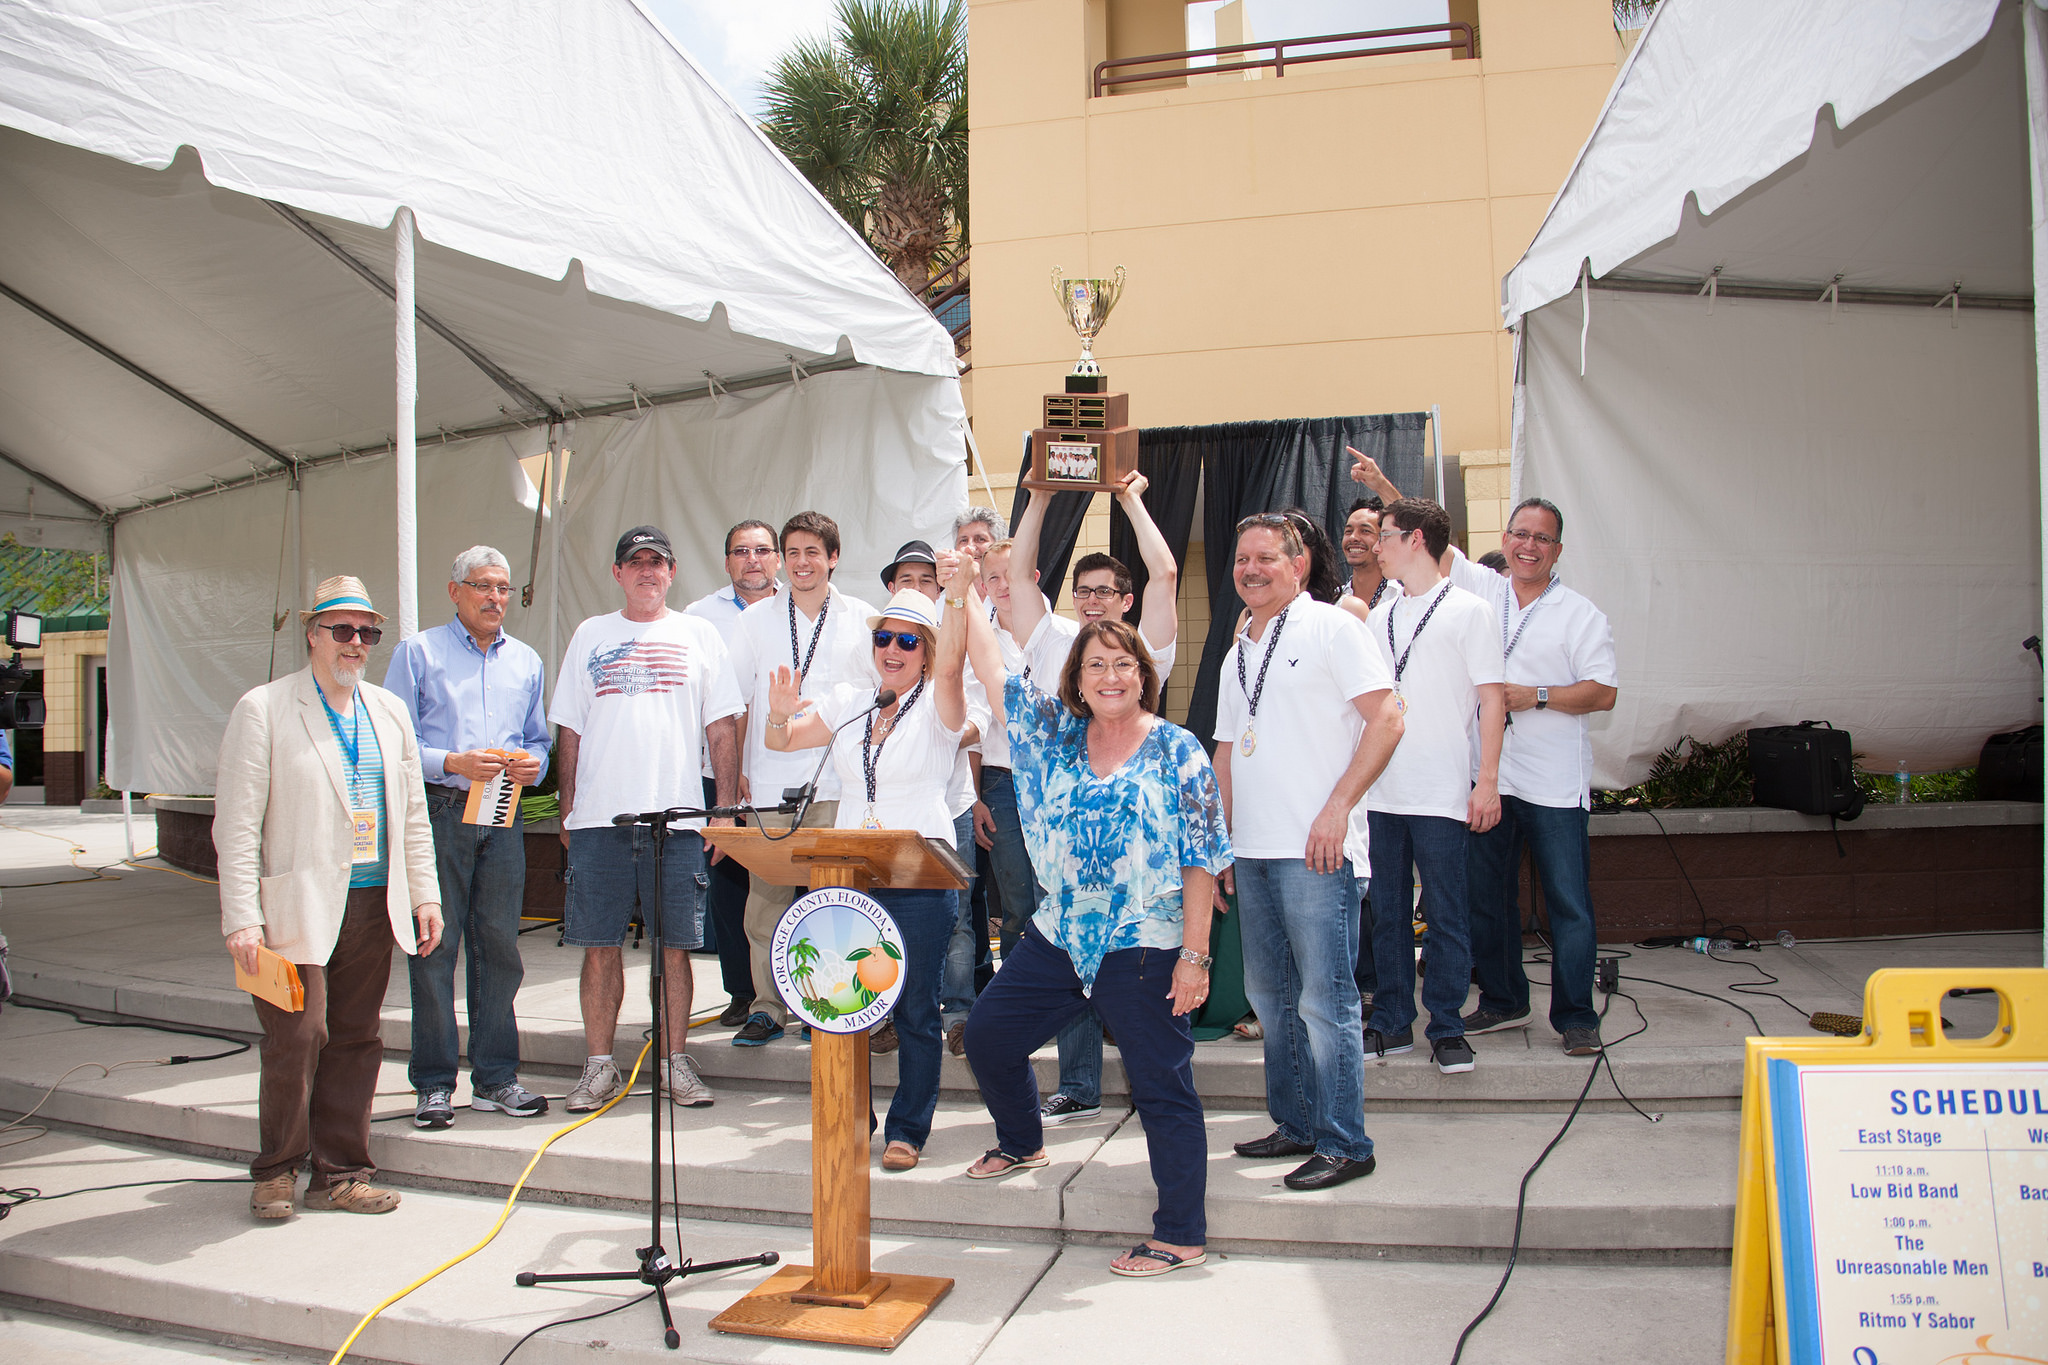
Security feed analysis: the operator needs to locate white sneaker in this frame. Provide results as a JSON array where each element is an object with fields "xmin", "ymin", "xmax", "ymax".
[
  {"xmin": 565, "ymin": 1057, "xmax": 623, "ymax": 1112},
  {"xmin": 667, "ymin": 1054, "xmax": 714, "ymax": 1108}
]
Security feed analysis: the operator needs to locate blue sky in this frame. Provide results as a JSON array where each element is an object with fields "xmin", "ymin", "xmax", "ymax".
[{"xmin": 640, "ymin": 0, "xmax": 1448, "ymax": 117}]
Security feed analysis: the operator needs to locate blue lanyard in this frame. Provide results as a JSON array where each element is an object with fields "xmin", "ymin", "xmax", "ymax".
[{"xmin": 319, "ymin": 686, "xmax": 362, "ymax": 771}]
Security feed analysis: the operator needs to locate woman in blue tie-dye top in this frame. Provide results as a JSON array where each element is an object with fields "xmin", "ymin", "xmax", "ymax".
[{"xmin": 955, "ymin": 555, "xmax": 1233, "ymax": 1279}]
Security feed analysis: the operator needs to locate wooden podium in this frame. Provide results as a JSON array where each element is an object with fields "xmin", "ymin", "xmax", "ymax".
[{"xmin": 701, "ymin": 826, "xmax": 968, "ymax": 1349}]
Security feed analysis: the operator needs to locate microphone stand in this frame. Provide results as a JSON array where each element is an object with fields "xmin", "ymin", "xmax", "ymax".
[{"xmin": 515, "ymin": 802, "xmax": 779, "ymax": 1349}]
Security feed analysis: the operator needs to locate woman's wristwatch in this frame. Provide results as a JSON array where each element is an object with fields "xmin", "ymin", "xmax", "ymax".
[{"xmin": 1177, "ymin": 947, "xmax": 1213, "ymax": 970}]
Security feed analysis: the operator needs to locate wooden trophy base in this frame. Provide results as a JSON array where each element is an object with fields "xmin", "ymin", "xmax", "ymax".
[{"xmin": 709, "ymin": 1263, "xmax": 954, "ymax": 1349}]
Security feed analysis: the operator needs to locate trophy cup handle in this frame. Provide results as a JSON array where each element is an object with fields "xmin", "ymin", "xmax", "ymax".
[
  {"xmin": 1104, "ymin": 265, "xmax": 1127, "ymax": 311},
  {"xmin": 1050, "ymin": 265, "xmax": 1067, "ymax": 307}
]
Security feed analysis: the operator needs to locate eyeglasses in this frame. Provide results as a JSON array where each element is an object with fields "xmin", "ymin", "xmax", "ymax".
[
  {"xmin": 1504, "ymin": 528, "xmax": 1561, "ymax": 547},
  {"xmin": 728, "ymin": 546, "xmax": 779, "ymax": 559},
  {"xmin": 1379, "ymin": 525, "xmax": 1412, "ymax": 543},
  {"xmin": 1082, "ymin": 657, "xmax": 1141, "ymax": 677},
  {"xmin": 872, "ymin": 629, "xmax": 925, "ymax": 651},
  {"xmin": 316, "ymin": 623, "xmax": 383, "ymax": 645},
  {"xmin": 460, "ymin": 581, "xmax": 513, "ymax": 598},
  {"xmin": 1071, "ymin": 585, "xmax": 1125, "ymax": 601},
  {"xmin": 1236, "ymin": 512, "xmax": 1291, "ymax": 532}
]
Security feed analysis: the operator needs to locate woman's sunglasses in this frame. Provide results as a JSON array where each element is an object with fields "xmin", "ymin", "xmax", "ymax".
[
  {"xmin": 872, "ymin": 629, "xmax": 925, "ymax": 651},
  {"xmin": 316, "ymin": 624, "xmax": 384, "ymax": 645}
]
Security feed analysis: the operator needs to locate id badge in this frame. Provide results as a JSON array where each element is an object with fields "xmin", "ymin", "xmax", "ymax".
[{"xmin": 350, "ymin": 808, "xmax": 378, "ymax": 864}]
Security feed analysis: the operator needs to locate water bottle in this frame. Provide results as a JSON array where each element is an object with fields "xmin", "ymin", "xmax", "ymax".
[
  {"xmin": 1684, "ymin": 936, "xmax": 1733, "ymax": 954},
  {"xmin": 1776, "ymin": 930, "xmax": 1797, "ymax": 949},
  {"xmin": 1895, "ymin": 761, "xmax": 1910, "ymax": 805}
]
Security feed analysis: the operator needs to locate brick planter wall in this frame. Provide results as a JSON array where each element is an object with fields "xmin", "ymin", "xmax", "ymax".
[{"xmin": 150, "ymin": 798, "xmax": 217, "ymax": 878}]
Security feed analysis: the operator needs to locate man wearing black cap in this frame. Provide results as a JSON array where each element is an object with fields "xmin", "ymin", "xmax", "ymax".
[{"xmin": 549, "ymin": 526, "xmax": 744, "ymax": 1108}]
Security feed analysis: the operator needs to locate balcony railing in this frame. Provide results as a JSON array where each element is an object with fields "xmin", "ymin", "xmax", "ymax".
[
  {"xmin": 1093, "ymin": 22, "xmax": 1475, "ymax": 98},
  {"xmin": 924, "ymin": 256, "xmax": 971, "ymax": 371}
]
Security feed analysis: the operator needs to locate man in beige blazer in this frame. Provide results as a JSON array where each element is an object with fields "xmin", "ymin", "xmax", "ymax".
[{"xmin": 215, "ymin": 575, "xmax": 443, "ymax": 1220}]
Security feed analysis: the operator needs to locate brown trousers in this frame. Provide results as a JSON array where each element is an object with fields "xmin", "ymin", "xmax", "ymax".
[{"xmin": 251, "ymin": 887, "xmax": 395, "ymax": 1187}]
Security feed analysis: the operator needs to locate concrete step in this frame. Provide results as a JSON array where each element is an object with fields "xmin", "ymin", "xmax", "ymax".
[
  {"xmin": 0, "ymin": 1134, "xmax": 1734, "ymax": 1365},
  {"xmin": 0, "ymin": 1004, "xmax": 1736, "ymax": 1257},
  {"xmin": 6, "ymin": 952, "xmax": 1752, "ymax": 1113}
]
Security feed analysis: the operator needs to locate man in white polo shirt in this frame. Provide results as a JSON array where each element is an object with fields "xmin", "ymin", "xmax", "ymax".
[
  {"xmin": 1362, "ymin": 498, "xmax": 1505, "ymax": 1077},
  {"xmin": 725, "ymin": 511, "xmax": 878, "ymax": 1046},
  {"xmin": 1444, "ymin": 498, "xmax": 1618, "ymax": 1056},
  {"xmin": 684, "ymin": 519, "xmax": 782, "ymax": 1026},
  {"xmin": 1215, "ymin": 513, "xmax": 1401, "ymax": 1192}
]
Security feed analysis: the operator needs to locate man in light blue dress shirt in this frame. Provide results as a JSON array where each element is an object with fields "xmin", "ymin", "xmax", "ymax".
[{"xmin": 384, "ymin": 546, "xmax": 552, "ymax": 1130}]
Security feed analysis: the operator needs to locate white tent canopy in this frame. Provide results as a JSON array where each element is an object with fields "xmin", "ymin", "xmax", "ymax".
[
  {"xmin": 0, "ymin": 0, "xmax": 969, "ymax": 794},
  {"xmin": 1500, "ymin": 0, "xmax": 2042, "ymax": 787}
]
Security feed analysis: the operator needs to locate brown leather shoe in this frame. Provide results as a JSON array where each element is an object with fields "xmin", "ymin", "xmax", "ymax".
[
  {"xmin": 869, "ymin": 1019, "xmax": 900, "ymax": 1054},
  {"xmin": 946, "ymin": 1020, "xmax": 967, "ymax": 1056},
  {"xmin": 881, "ymin": 1141, "xmax": 919, "ymax": 1171},
  {"xmin": 303, "ymin": 1178, "xmax": 401, "ymax": 1214},
  {"xmin": 250, "ymin": 1172, "xmax": 296, "ymax": 1220}
]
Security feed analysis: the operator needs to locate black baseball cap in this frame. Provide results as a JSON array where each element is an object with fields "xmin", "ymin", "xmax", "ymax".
[
  {"xmin": 615, "ymin": 525, "xmax": 674, "ymax": 565},
  {"xmin": 881, "ymin": 540, "xmax": 938, "ymax": 587}
]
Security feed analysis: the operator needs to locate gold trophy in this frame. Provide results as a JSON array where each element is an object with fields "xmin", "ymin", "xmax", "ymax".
[{"xmin": 1028, "ymin": 265, "xmax": 1138, "ymax": 492}]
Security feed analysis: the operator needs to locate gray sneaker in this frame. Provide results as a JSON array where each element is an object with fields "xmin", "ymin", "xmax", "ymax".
[
  {"xmin": 666, "ymin": 1054, "xmax": 714, "ymax": 1108},
  {"xmin": 565, "ymin": 1057, "xmax": 624, "ymax": 1112},
  {"xmin": 413, "ymin": 1088, "xmax": 454, "ymax": 1129},
  {"xmin": 472, "ymin": 1081, "xmax": 548, "ymax": 1117},
  {"xmin": 1561, "ymin": 1027, "xmax": 1604, "ymax": 1057}
]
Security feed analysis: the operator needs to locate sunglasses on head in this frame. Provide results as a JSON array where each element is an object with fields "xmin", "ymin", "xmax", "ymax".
[
  {"xmin": 872, "ymin": 629, "xmax": 925, "ymax": 651},
  {"xmin": 317, "ymin": 623, "xmax": 383, "ymax": 645}
]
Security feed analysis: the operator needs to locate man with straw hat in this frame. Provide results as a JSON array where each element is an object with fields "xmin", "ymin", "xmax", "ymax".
[{"xmin": 216, "ymin": 574, "xmax": 443, "ymax": 1220}]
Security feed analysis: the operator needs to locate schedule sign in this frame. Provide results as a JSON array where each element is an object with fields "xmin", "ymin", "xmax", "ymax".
[{"xmin": 1769, "ymin": 1059, "xmax": 2048, "ymax": 1363}]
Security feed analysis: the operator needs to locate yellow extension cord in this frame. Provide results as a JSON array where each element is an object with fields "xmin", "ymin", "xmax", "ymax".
[{"xmin": 325, "ymin": 1013, "xmax": 709, "ymax": 1365}]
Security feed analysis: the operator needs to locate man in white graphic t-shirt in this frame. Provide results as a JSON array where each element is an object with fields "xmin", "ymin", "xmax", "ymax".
[
  {"xmin": 550, "ymin": 526, "xmax": 744, "ymax": 1113},
  {"xmin": 1361, "ymin": 498, "xmax": 1505, "ymax": 1077},
  {"xmin": 1214, "ymin": 514, "xmax": 1401, "ymax": 1192},
  {"xmin": 1008, "ymin": 471, "xmax": 1183, "ymax": 1125}
]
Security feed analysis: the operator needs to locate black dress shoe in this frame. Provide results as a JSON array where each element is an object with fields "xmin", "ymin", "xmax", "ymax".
[
  {"xmin": 718, "ymin": 999, "xmax": 752, "ymax": 1028},
  {"xmin": 1232, "ymin": 1129, "xmax": 1317, "ymax": 1160},
  {"xmin": 1283, "ymin": 1154, "xmax": 1377, "ymax": 1191}
]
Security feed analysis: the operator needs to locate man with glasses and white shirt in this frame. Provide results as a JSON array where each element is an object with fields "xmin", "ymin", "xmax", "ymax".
[
  {"xmin": 1441, "ymin": 500, "xmax": 1618, "ymax": 1057},
  {"xmin": 1006, "ymin": 472, "xmax": 1181, "ymax": 1125},
  {"xmin": 685, "ymin": 520, "xmax": 783, "ymax": 1026},
  {"xmin": 725, "ymin": 511, "xmax": 878, "ymax": 1046},
  {"xmin": 1216, "ymin": 513, "xmax": 1401, "ymax": 1191},
  {"xmin": 384, "ymin": 547, "xmax": 552, "ymax": 1130}
]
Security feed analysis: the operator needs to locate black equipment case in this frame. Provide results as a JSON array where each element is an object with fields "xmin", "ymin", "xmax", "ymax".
[
  {"xmin": 1748, "ymin": 721, "xmax": 1865, "ymax": 821},
  {"xmin": 1977, "ymin": 725, "xmax": 2044, "ymax": 802}
]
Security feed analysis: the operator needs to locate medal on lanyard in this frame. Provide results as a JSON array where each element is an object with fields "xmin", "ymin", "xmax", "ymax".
[
  {"xmin": 860, "ymin": 678, "xmax": 926, "ymax": 830},
  {"xmin": 1235, "ymin": 605, "xmax": 1290, "ymax": 758},
  {"xmin": 1388, "ymin": 582, "xmax": 1452, "ymax": 712},
  {"xmin": 1500, "ymin": 576, "xmax": 1557, "ymax": 732},
  {"xmin": 863, "ymin": 805, "xmax": 883, "ymax": 830},
  {"xmin": 322, "ymin": 687, "xmax": 379, "ymax": 864}
]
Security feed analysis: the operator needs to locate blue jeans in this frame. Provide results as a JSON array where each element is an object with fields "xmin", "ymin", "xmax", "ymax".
[
  {"xmin": 1468, "ymin": 796, "xmax": 1600, "ymax": 1032},
  {"xmin": 943, "ymin": 808, "xmax": 978, "ymax": 1023},
  {"xmin": 703, "ymin": 778, "xmax": 751, "ymax": 1003},
  {"xmin": 409, "ymin": 788, "xmax": 527, "ymax": 1092},
  {"xmin": 1234, "ymin": 856, "xmax": 1372, "ymax": 1163},
  {"xmin": 877, "ymin": 887, "xmax": 956, "ymax": 1150},
  {"xmin": 1352, "ymin": 875, "xmax": 1376, "ymax": 1001},
  {"xmin": 978, "ymin": 767, "xmax": 1042, "ymax": 959},
  {"xmin": 1366, "ymin": 812, "xmax": 1472, "ymax": 1042},
  {"xmin": 1054, "ymin": 1007, "xmax": 1104, "ymax": 1106},
  {"xmin": 964, "ymin": 926, "xmax": 1206, "ymax": 1245}
]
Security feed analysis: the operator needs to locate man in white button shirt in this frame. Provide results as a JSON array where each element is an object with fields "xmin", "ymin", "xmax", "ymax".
[
  {"xmin": 1362, "ymin": 498, "xmax": 1505, "ymax": 1077},
  {"xmin": 725, "ymin": 511, "xmax": 879, "ymax": 1046},
  {"xmin": 1443, "ymin": 499, "xmax": 1618, "ymax": 1056},
  {"xmin": 1007, "ymin": 472, "xmax": 1182, "ymax": 1125},
  {"xmin": 684, "ymin": 520, "xmax": 782, "ymax": 1026}
]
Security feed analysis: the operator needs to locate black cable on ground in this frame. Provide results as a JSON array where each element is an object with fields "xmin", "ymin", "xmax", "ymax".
[
  {"xmin": 497, "ymin": 1288, "xmax": 656, "ymax": 1365},
  {"xmin": 8, "ymin": 999, "xmax": 251, "ymax": 1063},
  {"xmin": 0, "ymin": 1176, "xmax": 249, "ymax": 1221},
  {"xmin": 1706, "ymin": 948, "xmax": 1810, "ymax": 1017},
  {"xmin": 1447, "ymin": 978, "xmax": 1655, "ymax": 1364},
  {"xmin": 1616, "ymin": 972, "xmax": 1764, "ymax": 1035}
]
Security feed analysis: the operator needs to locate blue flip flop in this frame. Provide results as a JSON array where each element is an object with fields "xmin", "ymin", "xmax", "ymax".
[{"xmin": 1109, "ymin": 1244, "xmax": 1208, "ymax": 1278}]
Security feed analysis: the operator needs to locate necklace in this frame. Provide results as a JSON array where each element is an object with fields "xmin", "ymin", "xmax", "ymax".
[
  {"xmin": 788, "ymin": 591, "xmax": 829, "ymax": 685},
  {"xmin": 1387, "ymin": 582, "xmax": 1453, "ymax": 712},
  {"xmin": 1233, "ymin": 604, "xmax": 1291, "ymax": 757},
  {"xmin": 1501, "ymin": 576, "xmax": 1558, "ymax": 660},
  {"xmin": 860, "ymin": 677, "xmax": 927, "ymax": 827}
]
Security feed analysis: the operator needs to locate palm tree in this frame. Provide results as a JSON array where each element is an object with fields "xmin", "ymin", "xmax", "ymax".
[{"xmin": 762, "ymin": 0, "xmax": 968, "ymax": 294}]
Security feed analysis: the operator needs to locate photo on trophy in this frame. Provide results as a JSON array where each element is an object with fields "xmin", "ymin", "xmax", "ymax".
[{"xmin": 1044, "ymin": 440, "xmax": 1101, "ymax": 483}]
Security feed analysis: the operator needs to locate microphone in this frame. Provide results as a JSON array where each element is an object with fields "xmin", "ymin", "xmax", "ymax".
[
  {"xmin": 611, "ymin": 806, "xmax": 695, "ymax": 828},
  {"xmin": 779, "ymin": 687, "xmax": 898, "ymax": 818}
]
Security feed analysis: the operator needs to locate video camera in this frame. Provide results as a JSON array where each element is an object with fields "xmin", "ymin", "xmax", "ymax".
[{"xmin": 1, "ymin": 610, "xmax": 45, "ymax": 729}]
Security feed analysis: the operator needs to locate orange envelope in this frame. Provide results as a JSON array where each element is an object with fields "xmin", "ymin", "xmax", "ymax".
[{"xmin": 236, "ymin": 944, "xmax": 305, "ymax": 1012}]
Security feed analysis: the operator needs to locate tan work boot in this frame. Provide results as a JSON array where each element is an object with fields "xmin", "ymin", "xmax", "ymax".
[
  {"xmin": 250, "ymin": 1171, "xmax": 296, "ymax": 1220},
  {"xmin": 302, "ymin": 1178, "xmax": 401, "ymax": 1214}
]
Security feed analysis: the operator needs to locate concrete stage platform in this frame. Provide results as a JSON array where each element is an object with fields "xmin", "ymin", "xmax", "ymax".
[{"xmin": 1, "ymin": 808, "xmax": 2038, "ymax": 1362}]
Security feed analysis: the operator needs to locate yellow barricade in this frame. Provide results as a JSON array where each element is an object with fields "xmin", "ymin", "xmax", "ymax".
[{"xmin": 1728, "ymin": 967, "xmax": 2048, "ymax": 1365}]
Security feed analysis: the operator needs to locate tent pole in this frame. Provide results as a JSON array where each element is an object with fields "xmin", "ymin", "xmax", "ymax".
[
  {"xmin": 395, "ymin": 208, "xmax": 419, "ymax": 639},
  {"xmin": 2025, "ymin": 0, "xmax": 2048, "ymax": 966},
  {"xmin": 1430, "ymin": 404, "xmax": 1446, "ymax": 506}
]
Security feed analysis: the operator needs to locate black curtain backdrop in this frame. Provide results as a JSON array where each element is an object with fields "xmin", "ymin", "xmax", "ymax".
[
  {"xmin": 1009, "ymin": 434, "xmax": 1091, "ymax": 598},
  {"xmin": 1181, "ymin": 413, "xmax": 1430, "ymax": 748},
  {"xmin": 1109, "ymin": 431, "xmax": 1203, "ymax": 707}
]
